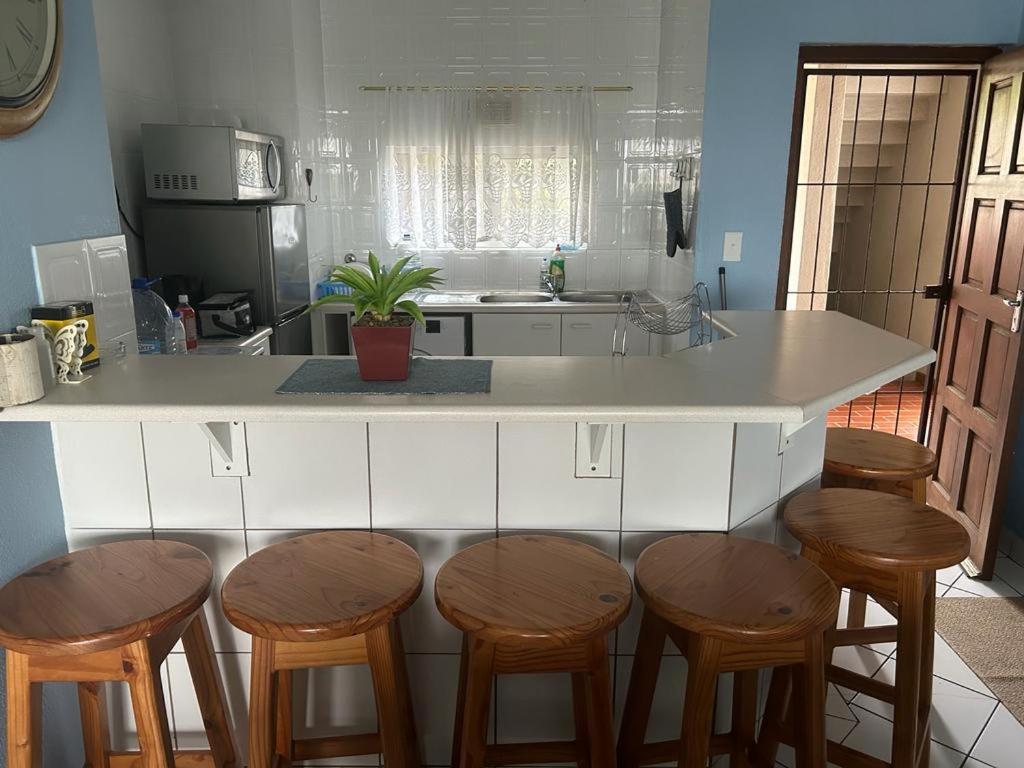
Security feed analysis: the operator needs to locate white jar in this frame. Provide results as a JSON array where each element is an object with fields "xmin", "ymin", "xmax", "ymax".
[{"xmin": 0, "ymin": 333, "xmax": 44, "ymax": 407}]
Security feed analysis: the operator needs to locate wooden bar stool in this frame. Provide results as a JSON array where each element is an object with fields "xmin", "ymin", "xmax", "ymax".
[
  {"xmin": 221, "ymin": 531, "xmax": 422, "ymax": 768},
  {"xmin": 0, "ymin": 540, "xmax": 237, "ymax": 768},
  {"xmin": 823, "ymin": 426, "xmax": 939, "ymax": 628},
  {"xmin": 435, "ymin": 535, "xmax": 631, "ymax": 768},
  {"xmin": 618, "ymin": 534, "xmax": 839, "ymax": 768},
  {"xmin": 757, "ymin": 488, "xmax": 971, "ymax": 768}
]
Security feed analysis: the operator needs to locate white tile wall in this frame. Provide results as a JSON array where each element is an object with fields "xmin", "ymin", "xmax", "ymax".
[
  {"xmin": 93, "ymin": 0, "xmax": 708, "ymax": 292},
  {"xmin": 57, "ymin": 415, "xmax": 830, "ymax": 761}
]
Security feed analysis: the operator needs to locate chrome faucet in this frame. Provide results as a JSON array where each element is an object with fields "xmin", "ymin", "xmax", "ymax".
[{"xmin": 540, "ymin": 272, "xmax": 558, "ymax": 294}]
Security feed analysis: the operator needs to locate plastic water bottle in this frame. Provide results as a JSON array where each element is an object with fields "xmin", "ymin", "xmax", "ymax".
[
  {"xmin": 170, "ymin": 311, "xmax": 188, "ymax": 355},
  {"xmin": 131, "ymin": 277, "xmax": 174, "ymax": 355},
  {"xmin": 397, "ymin": 233, "xmax": 423, "ymax": 272}
]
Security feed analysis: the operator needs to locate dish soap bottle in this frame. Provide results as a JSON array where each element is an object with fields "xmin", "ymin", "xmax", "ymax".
[{"xmin": 550, "ymin": 245, "xmax": 565, "ymax": 293}]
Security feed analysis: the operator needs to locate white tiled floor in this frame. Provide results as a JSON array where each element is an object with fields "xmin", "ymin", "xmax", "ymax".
[{"xmin": 773, "ymin": 544, "xmax": 1024, "ymax": 768}]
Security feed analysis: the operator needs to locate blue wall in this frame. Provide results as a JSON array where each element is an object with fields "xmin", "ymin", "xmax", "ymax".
[
  {"xmin": 0, "ymin": 0, "xmax": 119, "ymax": 762},
  {"xmin": 696, "ymin": 0, "xmax": 1024, "ymax": 309}
]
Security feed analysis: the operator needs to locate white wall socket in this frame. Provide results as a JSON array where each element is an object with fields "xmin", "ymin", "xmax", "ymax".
[{"xmin": 724, "ymin": 231, "xmax": 743, "ymax": 262}]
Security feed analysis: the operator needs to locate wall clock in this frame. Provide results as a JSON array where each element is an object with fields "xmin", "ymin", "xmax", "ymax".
[{"xmin": 0, "ymin": 0, "xmax": 61, "ymax": 138}]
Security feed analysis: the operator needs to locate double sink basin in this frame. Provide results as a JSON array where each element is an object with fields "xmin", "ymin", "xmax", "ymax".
[{"xmin": 478, "ymin": 291, "xmax": 631, "ymax": 304}]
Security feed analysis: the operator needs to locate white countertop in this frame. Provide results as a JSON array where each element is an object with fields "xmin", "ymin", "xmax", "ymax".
[{"xmin": 0, "ymin": 311, "xmax": 934, "ymax": 425}]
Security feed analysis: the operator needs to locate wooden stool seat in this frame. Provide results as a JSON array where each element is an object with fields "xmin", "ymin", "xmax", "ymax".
[
  {"xmin": 0, "ymin": 540, "xmax": 237, "ymax": 768},
  {"xmin": 785, "ymin": 488, "xmax": 970, "ymax": 571},
  {"xmin": 824, "ymin": 427, "xmax": 937, "ymax": 482},
  {"xmin": 620, "ymin": 534, "xmax": 839, "ymax": 768},
  {"xmin": 222, "ymin": 530, "xmax": 422, "ymax": 641},
  {"xmin": 0, "ymin": 539, "xmax": 211, "ymax": 656},
  {"xmin": 436, "ymin": 535, "xmax": 630, "ymax": 768},
  {"xmin": 635, "ymin": 533, "xmax": 839, "ymax": 644},
  {"xmin": 435, "ymin": 534, "xmax": 631, "ymax": 646},
  {"xmin": 222, "ymin": 531, "xmax": 423, "ymax": 768},
  {"xmin": 757, "ymin": 489, "xmax": 973, "ymax": 768}
]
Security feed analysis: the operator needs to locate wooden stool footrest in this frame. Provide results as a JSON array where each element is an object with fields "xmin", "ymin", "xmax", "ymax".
[
  {"xmin": 485, "ymin": 740, "xmax": 579, "ymax": 765},
  {"xmin": 827, "ymin": 739, "xmax": 891, "ymax": 768},
  {"xmin": 637, "ymin": 734, "xmax": 734, "ymax": 765},
  {"xmin": 292, "ymin": 732, "xmax": 382, "ymax": 761},
  {"xmin": 827, "ymin": 625, "xmax": 898, "ymax": 651},
  {"xmin": 108, "ymin": 750, "xmax": 217, "ymax": 767},
  {"xmin": 827, "ymin": 664, "xmax": 896, "ymax": 704}
]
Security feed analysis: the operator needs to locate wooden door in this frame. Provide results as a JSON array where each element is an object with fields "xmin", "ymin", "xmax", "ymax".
[{"xmin": 927, "ymin": 49, "xmax": 1024, "ymax": 578}]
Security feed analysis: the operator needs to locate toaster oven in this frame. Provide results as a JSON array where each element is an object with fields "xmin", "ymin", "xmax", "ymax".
[{"xmin": 141, "ymin": 124, "xmax": 285, "ymax": 202}]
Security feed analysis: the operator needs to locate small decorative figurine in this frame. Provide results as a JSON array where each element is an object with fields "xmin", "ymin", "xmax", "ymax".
[{"xmin": 32, "ymin": 318, "xmax": 92, "ymax": 384}]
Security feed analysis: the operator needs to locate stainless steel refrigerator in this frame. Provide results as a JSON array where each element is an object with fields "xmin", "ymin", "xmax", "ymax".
[{"xmin": 143, "ymin": 203, "xmax": 312, "ymax": 355}]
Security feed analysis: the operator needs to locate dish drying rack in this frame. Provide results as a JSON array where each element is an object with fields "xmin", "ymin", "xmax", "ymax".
[{"xmin": 612, "ymin": 283, "xmax": 714, "ymax": 356}]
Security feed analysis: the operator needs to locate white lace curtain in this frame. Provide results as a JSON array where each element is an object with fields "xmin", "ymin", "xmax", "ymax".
[{"xmin": 380, "ymin": 87, "xmax": 594, "ymax": 250}]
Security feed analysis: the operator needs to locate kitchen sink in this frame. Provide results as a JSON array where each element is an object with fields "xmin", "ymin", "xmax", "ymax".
[
  {"xmin": 479, "ymin": 292, "xmax": 554, "ymax": 303},
  {"xmin": 557, "ymin": 291, "xmax": 632, "ymax": 303}
]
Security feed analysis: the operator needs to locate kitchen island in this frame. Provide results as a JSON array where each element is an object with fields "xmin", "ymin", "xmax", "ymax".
[{"xmin": 0, "ymin": 310, "xmax": 933, "ymax": 762}]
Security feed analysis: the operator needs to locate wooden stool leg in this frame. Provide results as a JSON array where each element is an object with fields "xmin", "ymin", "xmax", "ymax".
[
  {"xmin": 679, "ymin": 633, "xmax": 722, "ymax": 768},
  {"xmin": 455, "ymin": 636, "xmax": 496, "ymax": 768},
  {"xmin": 617, "ymin": 608, "xmax": 668, "ymax": 768},
  {"xmin": 912, "ymin": 476, "xmax": 929, "ymax": 504},
  {"xmin": 122, "ymin": 640, "xmax": 175, "ymax": 768},
  {"xmin": 917, "ymin": 573, "xmax": 937, "ymax": 768},
  {"xmin": 451, "ymin": 634, "xmax": 470, "ymax": 768},
  {"xmin": 181, "ymin": 612, "xmax": 238, "ymax": 767},
  {"xmin": 846, "ymin": 590, "xmax": 868, "ymax": 630},
  {"xmin": 731, "ymin": 671, "xmax": 758, "ymax": 768},
  {"xmin": 6, "ymin": 650, "xmax": 41, "ymax": 768},
  {"xmin": 582, "ymin": 636, "xmax": 615, "ymax": 768},
  {"xmin": 752, "ymin": 666, "xmax": 792, "ymax": 766},
  {"xmin": 893, "ymin": 573, "xmax": 926, "ymax": 768},
  {"xmin": 78, "ymin": 681, "xmax": 112, "ymax": 768},
  {"xmin": 571, "ymin": 672, "xmax": 591, "ymax": 768},
  {"xmin": 794, "ymin": 635, "xmax": 826, "ymax": 768},
  {"xmin": 248, "ymin": 636, "xmax": 277, "ymax": 768},
  {"xmin": 366, "ymin": 621, "xmax": 420, "ymax": 768},
  {"xmin": 275, "ymin": 670, "xmax": 294, "ymax": 765}
]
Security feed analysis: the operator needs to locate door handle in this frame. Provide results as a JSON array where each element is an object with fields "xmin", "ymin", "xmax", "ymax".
[
  {"xmin": 531, "ymin": 323, "xmax": 553, "ymax": 330},
  {"xmin": 1005, "ymin": 290, "xmax": 1023, "ymax": 333}
]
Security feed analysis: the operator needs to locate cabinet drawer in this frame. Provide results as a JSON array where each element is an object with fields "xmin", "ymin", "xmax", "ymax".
[
  {"xmin": 472, "ymin": 313, "xmax": 561, "ymax": 356},
  {"xmin": 561, "ymin": 314, "xmax": 650, "ymax": 356}
]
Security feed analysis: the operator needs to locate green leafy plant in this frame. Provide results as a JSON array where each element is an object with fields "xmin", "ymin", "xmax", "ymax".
[{"xmin": 309, "ymin": 251, "xmax": 443, "ymax": 326}]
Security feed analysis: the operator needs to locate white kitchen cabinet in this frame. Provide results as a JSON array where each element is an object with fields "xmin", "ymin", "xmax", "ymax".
[
  {"xmin": 561, "ymin": 313, "xmax": 650, "ymax": 356},
  {"xmin": 621, "ymin": 423, "xmax": 733, "ymax": 531},
  {"xmin": 368, "ymin": 423, "xmax": 497, "ymax": 529},
  {"xmin": 498, "ymin": 423, "xmax": 623, "ymax": 530},
  {"xmin": 473, "ymin": 313, "xmax": 561, "ymax": 356},
  {"xmin": 142, "ymin": 422, "xmax": 243, "ymax": 528},
  {"xmin": 53, "ymin": 422, "xmax": 151, "ymax": 528},
  {"xmin": 242, "ymin": 422, "xmax": 370, "ymax": 529}
]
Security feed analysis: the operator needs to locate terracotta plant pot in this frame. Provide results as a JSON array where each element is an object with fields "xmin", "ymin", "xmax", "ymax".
[{"xmin": 351, "ymin": 323, "xmax": 413, "ymax": 381}]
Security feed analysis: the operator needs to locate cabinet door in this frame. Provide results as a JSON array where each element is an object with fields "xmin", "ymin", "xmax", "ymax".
[
  {"xmin": 242, "ymin": 422, "xmax": 370, "ymax": 529},
  {"xmin": 54, "ymin": 422, "xmax": 151, "ymax": 528},
  {"xmin": 472, "ymin": 313, "xmax": 561, "ymax": 356},
  {"xmin": 142, "ymin": 423, "xmax": 243, "ymax": 528}
]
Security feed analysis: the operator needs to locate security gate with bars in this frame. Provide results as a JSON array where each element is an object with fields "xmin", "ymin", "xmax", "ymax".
[{"xmin": 779, "ymin": 64, "xmax": 977, "ymax": 441}]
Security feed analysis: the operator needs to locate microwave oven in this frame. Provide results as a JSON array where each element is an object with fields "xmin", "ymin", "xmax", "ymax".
[{"xmin": 141, "ymin": 124, "xmax": 285, "ymax": 202}]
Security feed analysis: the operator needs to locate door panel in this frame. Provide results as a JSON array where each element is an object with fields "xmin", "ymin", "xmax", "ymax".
[{"xmin": 927, "ymin": 48, "xmax": 1024, "ymax": 577}]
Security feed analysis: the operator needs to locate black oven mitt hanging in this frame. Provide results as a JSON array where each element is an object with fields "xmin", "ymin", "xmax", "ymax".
[{"xmin": 664, "ymin": 187, "xmax": 686, "ymax": 258}]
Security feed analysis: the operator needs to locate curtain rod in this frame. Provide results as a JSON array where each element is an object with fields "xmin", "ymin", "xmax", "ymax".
[{"xmin": 359, "ymin": 85, "xmax": 633, "ymax": 92}]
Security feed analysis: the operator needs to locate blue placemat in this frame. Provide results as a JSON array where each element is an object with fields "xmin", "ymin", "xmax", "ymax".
[{"xmin": 276, "ymin": 358, "xmax": 493, "ymax": 395}]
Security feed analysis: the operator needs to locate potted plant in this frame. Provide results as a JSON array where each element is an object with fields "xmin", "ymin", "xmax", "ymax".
[{"xmin": 309, "ymin": 252, "xmax": 442, "ymax": 381}]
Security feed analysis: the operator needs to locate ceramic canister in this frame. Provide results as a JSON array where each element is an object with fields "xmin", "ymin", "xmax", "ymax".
[{"xmin": 0, "ymin": 333, "xmax": 45, "ymax": 407}]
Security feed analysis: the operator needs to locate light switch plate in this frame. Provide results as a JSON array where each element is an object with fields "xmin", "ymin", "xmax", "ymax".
[{"xmin": 724, "ymin": 231, "xmax": 743, "ymax": 262}]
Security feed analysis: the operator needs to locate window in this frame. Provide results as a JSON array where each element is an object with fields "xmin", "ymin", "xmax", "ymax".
[{"xmin": 380, "ymin": 88, "xmax": 594, "ymax": 250}]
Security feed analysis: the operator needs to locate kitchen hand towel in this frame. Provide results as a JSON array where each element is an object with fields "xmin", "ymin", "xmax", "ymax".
[{"xmin": 664, "ymin": 187, "xmax": 687, "ymax": 258}]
